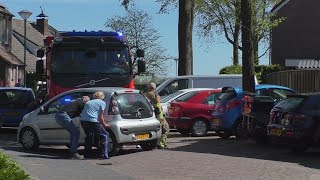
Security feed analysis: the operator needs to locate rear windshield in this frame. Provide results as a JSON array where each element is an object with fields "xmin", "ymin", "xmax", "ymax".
[
  {"xmin": 116, "ymin": 93, "xmax": 153, "ymax": 119},
  {"xmin": 175, "ymin": 91, "xmax": 198, "ymax": 102},
  {"xmin": 0, "ymin": 89, "xmax": 35, "ymax": 109},
  {"xmin": 273, "ymin": 97, "xmax": 304, "ymax": 111},
  {"xmin": 160, "ymin": 90, "xmax": 184, "ymax": 103}
]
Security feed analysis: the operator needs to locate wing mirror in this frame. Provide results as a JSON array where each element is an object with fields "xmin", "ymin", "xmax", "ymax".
[{"xmin": 40, "ymin": 106, "xmax": 45, "ymax": 112}]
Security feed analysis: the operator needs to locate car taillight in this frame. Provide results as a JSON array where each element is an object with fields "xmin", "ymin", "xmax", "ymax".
[
  {"xmin": 168, "ymin": 103, "xmax": 182, "ymax": 117},
  {"xmin": 226, "ymin": 100, "xmax": 242, "ymax": 111},
  {"xmin": 281, "ymin": 113, "xmax": 306, "ymax": 126},
  {"xmin": 108, "ymin": 98, "xmax": 119, "ymax": 115}
]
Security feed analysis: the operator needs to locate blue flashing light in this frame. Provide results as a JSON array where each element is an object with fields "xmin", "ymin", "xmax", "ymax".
[
  {"xmin": 60, "ymin": 31, "xmax": 124, "ymax": 38},
  {"xmin": 64, "ymin": 98, "xmax": 71, "ymax": 102},
  {"xmin": 117, "ymin": 32, "xmax": 123, "ymax": 37}
]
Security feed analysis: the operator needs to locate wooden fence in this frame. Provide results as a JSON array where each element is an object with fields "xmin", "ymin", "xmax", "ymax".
[{"xmin": 264, "ymin": 69, "xmax": 320, "ymax": 93}]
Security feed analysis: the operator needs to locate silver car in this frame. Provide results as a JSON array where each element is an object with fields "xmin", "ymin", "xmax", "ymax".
[{"xmin": 17, "ymin": 87, "xmax": 161, "ymax": 156}]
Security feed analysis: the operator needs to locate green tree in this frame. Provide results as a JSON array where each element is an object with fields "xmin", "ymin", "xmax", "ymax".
[
  {"xmin": 196, "ymin": 0, "xmax": 283, "ymax": 65},
  {"xmin": 121, "ymin": 0, "xmax": 195, "ymax": 76},
  {"xmin": 105, "ymin": 7, "xmax": 169, "ymax": 76}
]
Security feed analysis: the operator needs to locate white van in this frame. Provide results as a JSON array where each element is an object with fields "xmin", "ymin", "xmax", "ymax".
[{"xmin": 156, "ymin": 75, "xmax": 258, "ymax": 97}]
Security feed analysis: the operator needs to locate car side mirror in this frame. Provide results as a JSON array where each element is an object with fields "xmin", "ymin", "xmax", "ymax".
[
  {"xmin": 136, "ymin": 49, "xmax": 144, "ymax": 58},
  {"xmin": 137, "ymin": 60, "xmax": 146, "ymax": 74},
  {"xmin": 37, "ymin": 49, "xmax": 45, "ymax": 58},
  {"xmin": 36, "ymin": 60, "xmax": 44, "ymax": 75},
  {"xmin": 40, "ymin": 106, "xmax": 45, "ymax": 112}
]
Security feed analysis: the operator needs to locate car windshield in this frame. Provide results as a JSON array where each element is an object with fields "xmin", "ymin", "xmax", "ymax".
[
  {"xmin": 52, "ymin": 47, "xmax": 130, "ymax": 75},
  {"xmin": 0, "ymin": 89, "xmax": 35, "ymax": 109},
  {"xmin": 160, "ymin": 90, "xmax": 184, "ymax": 103},
  {"xmin": 175, "ymin": 91, "xmax": 199, "ymax": 102},
  {"xmin": 273, "ymin": 97, "xmax": 305, "ymax": 111},
  {"xmin": 116, "ymin": 93, "xmax": 153, "ymax": 119}
]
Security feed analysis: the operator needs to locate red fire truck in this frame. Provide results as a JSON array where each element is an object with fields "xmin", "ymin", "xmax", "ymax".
[{"xmin": 36, "ymin": 31, "xmax": 145, "ymax": 99}]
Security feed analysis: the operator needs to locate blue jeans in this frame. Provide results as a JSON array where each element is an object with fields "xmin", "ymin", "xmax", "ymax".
[
  {"xmin": 55, "ymin": 112, "xmax": 79, "ymax": 154},
  {"xmin": 81, "ymin": 121, "xmax": 109, "ymax": 158}
]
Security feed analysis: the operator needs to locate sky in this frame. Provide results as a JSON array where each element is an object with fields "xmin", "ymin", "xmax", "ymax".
[{"xmin": 2, "ymin": 0, "xmax": 269, "ymax": 78}]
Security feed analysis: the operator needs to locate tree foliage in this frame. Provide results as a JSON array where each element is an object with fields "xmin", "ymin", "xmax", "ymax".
[
  {"xmin": 196, "ymin": 0, "xmax": 284, "ymax": 65},
  {"xmin": 105, "ymin": 7, "xmax": 169, "ymax": 76},
  {"xmin": 121, "ymin": 0, "xmax": 195, "ymax": 76}
]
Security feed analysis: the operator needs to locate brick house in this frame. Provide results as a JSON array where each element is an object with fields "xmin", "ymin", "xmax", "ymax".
[
  {"xmin": 0, "ymin": 4, "xmax": 57, "ymax": 87},
  {"xmin": 271, "ymin": 0, "xmax": 320, "ymax": 68}
]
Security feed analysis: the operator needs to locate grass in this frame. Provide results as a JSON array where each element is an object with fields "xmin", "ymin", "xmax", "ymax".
[{"xmin": 0, "ymin": 151, "xmax": 30, "ymax": 180}]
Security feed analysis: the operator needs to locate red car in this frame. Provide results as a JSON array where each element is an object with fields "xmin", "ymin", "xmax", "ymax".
[{"xmin": 167, "ymin": 89, "xmax": 222, "ymax": 136}]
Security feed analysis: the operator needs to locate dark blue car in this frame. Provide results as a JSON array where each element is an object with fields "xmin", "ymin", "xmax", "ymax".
[
  {"xmin": 210, "ymin": 84, "xmax": 295, "ymax": 139},
  {"xmin": 0, "ymin": 87, "xmax": 35, "ymax": 128}
]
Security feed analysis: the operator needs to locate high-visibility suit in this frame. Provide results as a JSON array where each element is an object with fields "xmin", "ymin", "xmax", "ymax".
[{"xmin": 145, "ymin": 90, "xmax": 170, "ymax": 148}]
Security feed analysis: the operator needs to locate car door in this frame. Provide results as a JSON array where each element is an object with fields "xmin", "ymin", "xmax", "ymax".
[{"xmin": 36, "ymin": 92, "xmax": 90, "ymax": 143}]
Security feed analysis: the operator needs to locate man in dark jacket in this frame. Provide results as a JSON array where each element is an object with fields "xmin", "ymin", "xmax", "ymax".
[{"xmin": 55, "ymin": 96, "xmax": 90, "ymax": 159}]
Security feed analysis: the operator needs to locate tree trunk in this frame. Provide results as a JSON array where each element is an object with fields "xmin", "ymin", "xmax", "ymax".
[
  {"xmin": 233, "ymin": 35, "xmax": 239, "ymax": 65},
  {"xmin": 178, "ymin": 0, "xmax": 194, "ymax": 75},
  {"xmin": 241, "ymin": 0, "xmax": 255, "ymax": 93},
  {"xmin": 254, "ymin": 40, "xmax": 259, "ymax": 65},
  {"xmin": 233, "ymin": 0, "xmax": 241, "ymax": 65}
]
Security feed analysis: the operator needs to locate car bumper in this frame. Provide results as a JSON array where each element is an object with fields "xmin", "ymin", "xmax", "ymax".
[
  {"xmin": 166, "ymin": 116, "xmax": 192, "ymax": 129},
  {"xmin": 267, "ymin": 124, "xmax": 308, "ymax": 141}
]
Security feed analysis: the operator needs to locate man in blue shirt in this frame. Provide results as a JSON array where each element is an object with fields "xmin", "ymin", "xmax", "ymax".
[{"xmin": 80, "ymin": 91, "xmax": 110, "ymax": 159}]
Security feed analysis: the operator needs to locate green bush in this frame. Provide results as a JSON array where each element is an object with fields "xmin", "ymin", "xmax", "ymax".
[
  {"xmin": 219, "ymin": 64, "xmax": 284, "ymax": 83},
  {"xmin": 219, "ymin": 65, "xmax": 242, "ymax": 74},
  {"xmin": 0, "ymin": 152, "xmax": 29, "ymax": 180}
]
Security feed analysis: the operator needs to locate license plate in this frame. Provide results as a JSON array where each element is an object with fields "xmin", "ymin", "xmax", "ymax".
[
  {"xmin": 270, "ymin": 129, "xmax": 282, "ymax": 136},
  {"xmin": 4, "ymin": 112, "xmax": 21, "ymax": 116},
  {"xmin": 136, "ymin": 133, "xmax": 150, "ymax": 140},
  {"xmin": 211, "ymin": 118, "xmax": 220, "ymax": 125}
]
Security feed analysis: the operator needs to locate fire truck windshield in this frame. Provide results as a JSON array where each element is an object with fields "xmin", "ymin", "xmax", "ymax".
[{"xmin": 52, "ymin": 47, "xmax": 131, "ymax": 75}]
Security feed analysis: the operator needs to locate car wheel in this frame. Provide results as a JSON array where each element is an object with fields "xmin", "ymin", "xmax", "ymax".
[
  {"xmin": 191, "ymin": 119, "xmax": 208, "ymax": 137},
  {"xmin": 108, "ymin": 132, "xmax": 119, "ymax": 157},
  {"xmin": 176, "ymin": 128, "xmax": 190, "ymax": 136},
  {"xmin": 140, "ymin": 139, "xmax": 158, "ymax": 151},
  {"xmin": 216, "ymin": 131, "xmax": 232, "ymax": 139},
  {"xmin": 20, "ymin": 127, "xmax": 39, "ymax": 150}
]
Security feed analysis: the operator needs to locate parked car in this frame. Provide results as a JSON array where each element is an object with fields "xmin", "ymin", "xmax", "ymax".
[
  {"xmin": 210, "ymin": 85, "xmax": 295, "ymax": 139},
  {"xmin": 267, "ymin": 93, "xmax": 320, "ymax": 153},
  {"xmin": 160, "ymin": 88, "xmax": 214, "ymax": 117},
  {"xmin": 0, "ymin": 87, "xmax": 35, "ymax": 128},
  {"xmin": 156, "ymin": 75, "xmax": 258, "ymax": 97},
  {"xmin": 17, "ymin": 87, "xmax": 162, "ymax": 156},
  {"xmin": 167, "ymin": 89, "xmax": 222, "ymax": 136}
]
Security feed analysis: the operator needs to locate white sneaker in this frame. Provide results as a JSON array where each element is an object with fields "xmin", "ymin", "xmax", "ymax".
[{"xmin": 136, "ymin": 145, "xmax": 141, "ymax": 149}]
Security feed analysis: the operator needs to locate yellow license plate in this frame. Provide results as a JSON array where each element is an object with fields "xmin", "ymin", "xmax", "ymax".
[
  {"xmin": 4, "ymin": 112, "xmax": 21, "ymax": 116},
  {"xmin": 211, "ymin": 118, "xmax": 220, "ymax": 125},
  {"xmin": 136, "ymin": 133, "xmax": 150, "ymax": 140},
  {"xmin": 270, "ymin": 129, "xmax": 282, "ymax": 136}
]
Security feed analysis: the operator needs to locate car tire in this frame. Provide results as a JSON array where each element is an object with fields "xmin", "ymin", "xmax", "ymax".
[
  {"xmin": 108, "ymin": 132, "xmax": 119, "ymax": 157},
  {"xmin": 20, "ymin": 127, "xmax": 39, "ymax": 150},
  {"xmin": 216, "ymin": 131, "xmax": 232, "ymax": 139},
  {"xmin": 140, "ymin": 139, "xmax": 158, "ymax": 151},
  {"xmin": 191, "ymin": 119, "xmax": 209, "ymax": 137},
  {"xmin": 176, "ymin": 128, "xmax": 190, "ymax": 136}
]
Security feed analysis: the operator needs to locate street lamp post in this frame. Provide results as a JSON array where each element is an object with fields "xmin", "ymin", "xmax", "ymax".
[
  {"xmin": 18, "ymin": 10, "xmax": 32, "ymax": 87},
  {"xmin": 173, "ymin": 58, "xmax": 179, "ymax": 76}
]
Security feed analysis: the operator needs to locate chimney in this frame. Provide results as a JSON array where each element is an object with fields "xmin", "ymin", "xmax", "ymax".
[{"xmin": 36, "ymin": 10, "xmax": 49, "ymax": 35}]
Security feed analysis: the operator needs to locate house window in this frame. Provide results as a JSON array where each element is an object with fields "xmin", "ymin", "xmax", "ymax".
[
  {"xmin": 0, "ymin": 13, "xmax": 10, "ymax": 45},
  {"xmin": 0, "ymin": 14, "xmax": 4, "ymax": 43}
]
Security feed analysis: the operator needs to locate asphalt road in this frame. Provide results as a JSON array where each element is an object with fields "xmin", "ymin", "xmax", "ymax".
[{"xmin": 1, "ymin": 128, "xmax": 320, "ymax": 180}]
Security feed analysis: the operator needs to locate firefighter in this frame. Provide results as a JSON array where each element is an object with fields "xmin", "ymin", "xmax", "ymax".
[{"xmin": 144, "ymin": 82, "xmax": 170, "ymax": 149}]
